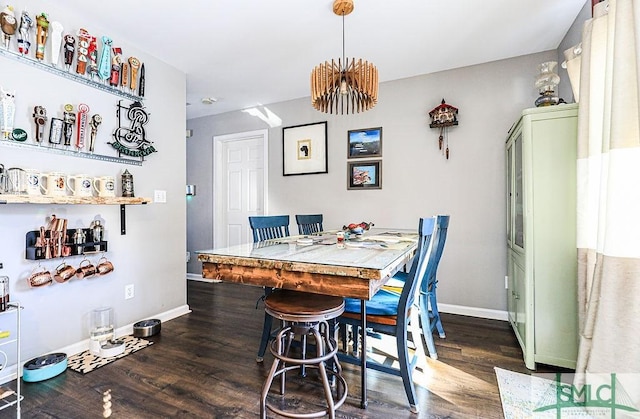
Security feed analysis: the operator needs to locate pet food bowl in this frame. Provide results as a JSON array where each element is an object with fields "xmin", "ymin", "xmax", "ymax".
[
  {"xmin": 133, "ymin": 319, "xmax": 161, "ymax": 338},
  {"xmin": 23, "ymin": 352, "xmax": 67, "ymax": 382}
]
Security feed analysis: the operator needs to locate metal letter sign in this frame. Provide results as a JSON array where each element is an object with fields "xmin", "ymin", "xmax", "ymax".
[{"xmin": 110, "ymin": 100, "xmax": 156, "ymax": 161}]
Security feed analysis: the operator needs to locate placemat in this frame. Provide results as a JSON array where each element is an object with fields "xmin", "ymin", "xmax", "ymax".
[{"xmin": 67, "ymin": 335, "xmax": 153, "ymax": 374}]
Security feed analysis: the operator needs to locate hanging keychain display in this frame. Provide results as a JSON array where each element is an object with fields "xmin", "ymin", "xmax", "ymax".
[{"xmin": 428, "ymin": 98, "xmax": 458, "ymax": 159}]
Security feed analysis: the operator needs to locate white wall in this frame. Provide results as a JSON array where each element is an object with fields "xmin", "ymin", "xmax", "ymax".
[
  {"xmin": 187, "ymin": 50, "xmax": 559, "ymax": 313},
  {"xmin": 0, "ymin": 0, "xmax": 187, "ymax": 365}
]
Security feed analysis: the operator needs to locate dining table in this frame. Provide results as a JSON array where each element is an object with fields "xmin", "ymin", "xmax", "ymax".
[{"xmin": 196, "ymin": 228, "xmax": 418, "ymax": 408}]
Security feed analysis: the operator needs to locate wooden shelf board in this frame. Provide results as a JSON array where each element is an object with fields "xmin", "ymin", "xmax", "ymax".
[{"xmin": 0, "ymin": 195, "xmax": 151, "ymax": 205}]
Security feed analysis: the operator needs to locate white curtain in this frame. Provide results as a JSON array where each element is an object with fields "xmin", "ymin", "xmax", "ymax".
[{"xmin": 566, "ymin": 0, "xmax": 640, "ymax": 379}]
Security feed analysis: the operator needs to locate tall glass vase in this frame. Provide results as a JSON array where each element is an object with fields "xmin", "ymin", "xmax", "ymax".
[{"xmin": 534, "ymin": 61, "xmax": 560, "ymax": 107}]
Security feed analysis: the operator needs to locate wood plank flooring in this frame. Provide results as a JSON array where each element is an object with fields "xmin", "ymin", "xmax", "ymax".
[{"xmin": 10, "ymin": 280, "xmax": 566, "ymax": 418}]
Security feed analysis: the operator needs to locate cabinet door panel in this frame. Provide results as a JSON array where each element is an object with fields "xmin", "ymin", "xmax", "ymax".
[
  {"xmin": 513, "ymin": 258, "xmax": 526, "ymax": 344},
  {"xmin": 513, "ymin": 133, "xmax": 524, "ymax": 249},
  {"xmin": 507, "ymin": 249, "xmax": 526, "ymax": 346}
]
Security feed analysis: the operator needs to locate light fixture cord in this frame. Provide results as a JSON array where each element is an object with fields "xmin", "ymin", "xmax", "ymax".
[{"xmin": 342, "ymin": 12, "xmax": 346, "ymax": 70}]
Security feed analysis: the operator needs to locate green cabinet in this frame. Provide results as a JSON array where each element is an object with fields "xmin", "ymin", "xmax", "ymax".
[{"xmin": 505, "ymin": 104, "xmax": 579, "ymax": 370}]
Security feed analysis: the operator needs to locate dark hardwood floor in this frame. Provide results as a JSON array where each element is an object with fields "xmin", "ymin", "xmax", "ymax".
[{"xmin": 9, "ymin": 280, "xmax": 564, "ymax": 418}]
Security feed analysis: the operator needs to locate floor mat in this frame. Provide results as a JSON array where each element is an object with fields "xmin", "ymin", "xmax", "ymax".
[
  {"xmin": 67, "ymin": 335, "xmax": 153, "ymax": 374},
  {"xmin": 492, "ymin": 367, "xmax": 635, "ymax": 418}
]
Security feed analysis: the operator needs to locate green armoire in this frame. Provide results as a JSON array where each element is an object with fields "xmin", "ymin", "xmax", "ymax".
[{"xmin": 505, "ymin": 104, "xmax": 579, "ymax": 370}]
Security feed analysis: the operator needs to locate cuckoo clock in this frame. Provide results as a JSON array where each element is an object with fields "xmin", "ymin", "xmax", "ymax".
[{"xmin": 428, "ymin": 98, "xmax": 458, "ymax": 159}]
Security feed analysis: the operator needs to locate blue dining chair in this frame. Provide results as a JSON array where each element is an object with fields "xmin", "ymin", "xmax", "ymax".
[
  {"xmin": 337, "ymin": 215, "xmax": 447, "ymax": 413},
  {"xmin": 249, "ymin": 215, "xmax": 290, "ymax": 243},
  {"xmin": 295, "ymin": 214, "xmax": 323, "ymax": 235},
  {"xmin": 248, "ymin": 215, "xmax": 290, "ymax": 362},
  {"xmin": 383, "ymin": 215, "xmax": 449, "ymax": 360}
]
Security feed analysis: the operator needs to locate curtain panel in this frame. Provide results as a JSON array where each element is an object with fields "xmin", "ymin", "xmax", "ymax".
[{"xmin": 568, "ymin": 0, "xmax": 640, "ymax": 381}]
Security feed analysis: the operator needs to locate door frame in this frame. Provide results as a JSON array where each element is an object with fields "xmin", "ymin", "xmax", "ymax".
[{"xmin": 213, "ymin": 129, "xmax": 269, "ymax": 248}]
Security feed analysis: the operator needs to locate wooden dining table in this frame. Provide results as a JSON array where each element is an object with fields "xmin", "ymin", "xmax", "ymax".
[{"xmin": 197, "ymin": 228, "xmax": 418, "ymax": 408}]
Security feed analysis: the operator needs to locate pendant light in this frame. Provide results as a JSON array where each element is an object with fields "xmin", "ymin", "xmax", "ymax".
[{"xmin": 310, "ymin": 0, "xmax": 378, "ymax": 114}]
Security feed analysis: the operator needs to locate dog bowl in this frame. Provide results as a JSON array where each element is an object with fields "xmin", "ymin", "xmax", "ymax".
[
  {"xmin": 133, "ymin": 319, "xmax": 161, "ymax": 338},
  {"xmin": 23, "ymin": 352, "xmax": 67, "ymax": 382}
]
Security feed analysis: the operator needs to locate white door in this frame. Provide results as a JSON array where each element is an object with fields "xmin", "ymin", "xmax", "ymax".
[{"xmin": 213, "ymin": 129, "xmax": 268, "ymax": 248}]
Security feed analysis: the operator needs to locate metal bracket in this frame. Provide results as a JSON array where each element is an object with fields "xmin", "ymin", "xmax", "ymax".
[
  {"xmin": 120, "ymin": 202, "xmax": 147, "ymax": 235},
  {"xmin": 120, "ymin": 205, "xmax": 126, "ymax": 235}
]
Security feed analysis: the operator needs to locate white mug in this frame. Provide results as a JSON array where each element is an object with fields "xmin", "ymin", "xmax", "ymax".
[
  {"xmin": 25, "ymin": 169, "xmax": 43, "ymax": 196},
  {"xmin": 68, "ymin": 174, "xmax": 93, "ymax": 197},
  {"xmin": 40, "ymin": 172, "xmax": 68, "ymax": 196},
  {"xmin": 93, "ymin": 175, "xmax": 116, "ymax": 197}
]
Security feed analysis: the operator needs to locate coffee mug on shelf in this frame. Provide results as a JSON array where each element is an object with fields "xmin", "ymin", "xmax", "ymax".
[
  {"xmin": 96, "ymin": 257, "xmax": 114, "ymax": 275},
  {"xmin": 92, "ymin": 175, "xmax": 116, "ymax": 197},
  {"xmin": 67, "ymin": 174, "xmax": 93, "ymax": 197},
  {"xmin": 41, "ymin": 172, "xmax": 68, "ymax": 196},
  {"xmin": 28, "ymin": 266, "xmax": 53, "ymax": 287},
  {"xmin": 75, "ymin": 259, "xmax": 97, "ymax": 279},
  {"xmin": 54, "ymin": 262, "xmax": 76, "ymax": 283},
  {"xmin": 25, "ymin": 169, "xmax": 43, "ymax": 196},
  {"xmin": 6, "ymin": 167, "xmax": 28, "ymax": 195}
]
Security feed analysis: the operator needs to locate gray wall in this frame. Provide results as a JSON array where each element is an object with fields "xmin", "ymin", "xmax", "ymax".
[
  {"xmin": 187, "ymin": 50, "xmax": 559, "ymax": 313},
  {"xmin": 0, "ymin": 0, "xmax": 187, "ymax": 362}
]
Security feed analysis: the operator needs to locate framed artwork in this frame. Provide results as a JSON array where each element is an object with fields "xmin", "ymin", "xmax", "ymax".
[
  {"xmin": 347, "ymin": 160, "xmax": 381, "ymax": 190},
  {"xmin": 283, "ymin": 121, "xmax": 328, "ymax": 176},
  {"xmin": 348, "ymin": 127, "xmax": 382, "ymax": 159}
]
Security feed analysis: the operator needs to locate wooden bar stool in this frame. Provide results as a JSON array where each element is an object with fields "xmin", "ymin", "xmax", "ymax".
[{"xmin": 260, "ymin": 290, "xmax": 348, "ymax": 419}]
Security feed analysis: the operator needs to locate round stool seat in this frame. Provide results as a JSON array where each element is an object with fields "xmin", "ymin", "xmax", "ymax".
[{"xmin": 265, "ymin": 290, "xmax": 345, "ymax": 322}]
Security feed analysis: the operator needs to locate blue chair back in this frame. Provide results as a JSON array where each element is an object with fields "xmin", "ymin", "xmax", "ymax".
[
  {"xmin": 422, "ymin": 215, "xmax": 449, "ymax": 295},
  {"xmin": 249, "ymin": 215, "xmax": 290, "ymax": 243},
  {"xmin": 295, "ymin": 214, "xmax": 323, "ymax": 235},
  {"xmin": 398, "ymin": 217, "xmax": 440, "ymax": 317}
]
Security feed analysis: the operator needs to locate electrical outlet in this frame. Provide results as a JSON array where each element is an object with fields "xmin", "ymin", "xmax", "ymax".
[
  {"xmin": 186, "ymin": 251, "xmax": 191, "ymax": 263},
  {"xmin": 125, "ymin": 284, "xmax": 135, "ymax": 299},
  {"xmin": 154, "ymin": 190, "xmax": 167, "ymax": 203},
  {"xmin": 505, "ymin": 275, "xmax": 509, "ymax": 289}
]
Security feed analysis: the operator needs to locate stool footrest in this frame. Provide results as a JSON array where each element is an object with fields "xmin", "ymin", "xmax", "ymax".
[{"xmin": 265, "ymin": 366, "xmax": 348, "ymax": 418}]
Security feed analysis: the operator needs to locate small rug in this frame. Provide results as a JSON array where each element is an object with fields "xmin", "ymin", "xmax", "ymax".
[
  {"xmin": 496, "ymin": 367, "xmax": 640, "ymax": 418},
  {"xmin": 67, "ymin": 335, "xmax": 153, "ymax": 374},
  {"xmin": 495, "ymin": 367, "xmax": 561, "ymax": 418}
]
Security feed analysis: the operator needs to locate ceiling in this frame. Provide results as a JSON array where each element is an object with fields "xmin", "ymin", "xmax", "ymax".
[{"xmin": 61, "ymin": 0, "xmax": 587, "ymax": 120}]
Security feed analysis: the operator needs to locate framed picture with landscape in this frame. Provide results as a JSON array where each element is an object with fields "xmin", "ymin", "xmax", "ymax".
[
  {"xmin": 347, "ymin": 160, "xmax": 381, "ymax": 190},
  {"xmin": 348, "ymin": 127, "xmax": 382, "ymax": 159},
  {"xmin": 283, "ymin": 121, "xmax": 328, "ymax": 176}
]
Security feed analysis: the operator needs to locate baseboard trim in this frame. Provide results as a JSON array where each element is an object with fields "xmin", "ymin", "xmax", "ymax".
[
  {"xmin": 438, "ymin": 303, "xmax": 508, "ymax": 321},
  {"xmin": 187, "ymin": 273, "xmax": 220, "ymax": 283}
]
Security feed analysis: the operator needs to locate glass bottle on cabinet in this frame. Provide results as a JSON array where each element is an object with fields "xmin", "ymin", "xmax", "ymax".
[{"xmin": 505, "ymin": 104, "xmax": 579, "ymax": 370}]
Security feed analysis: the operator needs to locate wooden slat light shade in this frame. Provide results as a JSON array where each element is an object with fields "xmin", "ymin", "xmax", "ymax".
[
  {"xmin": 310, "ymin": 0, "xmax": 378, "ymax": 114},
  {"xmin": 310, "ymin": 57, "xmax": 378, "ymax": 115}
]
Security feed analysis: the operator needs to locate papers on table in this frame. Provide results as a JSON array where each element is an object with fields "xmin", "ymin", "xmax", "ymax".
[
  {"xmin": 365, "ymin": 235, "xmax": 417, "ymax": 243},
  {"xmin": 345, "ymin": 240, "xmax": 408, "ymax": 250}
]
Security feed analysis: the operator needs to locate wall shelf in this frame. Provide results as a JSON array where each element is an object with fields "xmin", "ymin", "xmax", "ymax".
[
  {"xmin": 0, "ymin": 140, "xmax": 143, "ymax": 166},
  {"xmin": 26, "ymin": 228, "xmax": 108, "ymax": 260},
  {"xmin": 0, "ymin": 195, "xmax": 150, "ymax": 205},
  {"xmin": 0, "ymin": 47, "xmax": 143, "ymax": 102}
]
